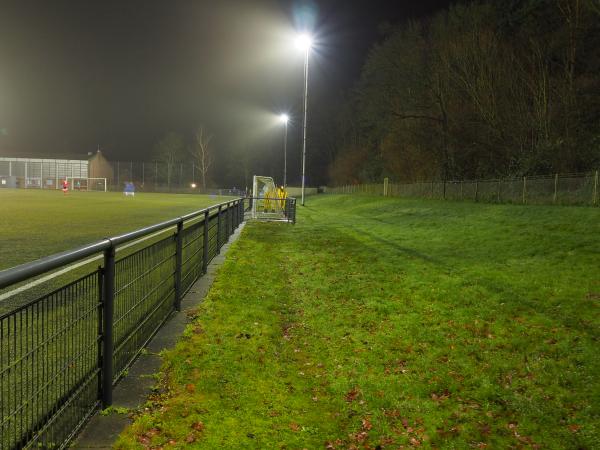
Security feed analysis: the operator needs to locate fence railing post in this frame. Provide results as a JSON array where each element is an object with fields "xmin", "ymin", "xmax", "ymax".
[
  {"xmin": 216, "ymin": 205, "xmax": 222, "ymax": 253},
  {"xmin": 203, "ymin": 210, "xmax": 209, "ymax": 274},
  {"xmin": 234, "ymin": 200, "xmax": 239, "ymax": 228},
  {"xmin": 174, "ymin": 219, "xmax": 183, "ymax": 311},
  {"xmin": 522, "ymin": 176, "xmax": 527, "ymax": 204},
  {"xmin": 554, "ymin": 173, "xmax": 558, "ymax": 204},
  {"xmin": 228, "ymin": 202, "xmax": 232, "ymax": 236},
  {"xmin": 101, "ymin": 244, "xmax": 115, "ymax": 408},
  {"xmin": 475, "ymin": 181, "xmax": 479, "ymax": 202}
]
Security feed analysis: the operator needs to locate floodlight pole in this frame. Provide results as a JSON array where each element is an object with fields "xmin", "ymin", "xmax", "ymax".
[
  {"xmin": 301, "ymin": 46, "xmax": 309, "ymax": 206},
  {"xmin": 283, "ymin": 119, "xmax": 288, "ymax": 187}
]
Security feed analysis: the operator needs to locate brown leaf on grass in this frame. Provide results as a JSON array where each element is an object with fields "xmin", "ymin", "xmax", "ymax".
[
  {"xmin": 345, "ymin": 387, "xmax": 360, "ymax": 402},
  {"xmin": 192, "ymin": 421, "xmax": 205, "ymax": 432},
  {"xmin": 384, "ymin": 409, "xmax": 401, "ymax": 418},
  {"xmin": 185, "ymin": 434, "xmax": 196, "ymax": 443},
  {"xmin": 401, "ymin": 418, "xmax": 409, "ymax": 429},
  {"xmin": 185, "ymin": 384, "xmax": 195, "ymax": 393},
  {"xmin": 325, "ymin": 438, "xmax": 344, "ymax": 449},
  {"xmin": 568, "ymin": 424, "xmax": 581, "ymax": 432},
  {"xmin": 479, "ymin": 423, "xmax": 491, "ymax": 435},
  {"xmin": 145, "ymin": 428, "xmax": 160, "ymax": 437},
  {"xmin": 137, "ymin": 435, "xmax": 151, "ymax": 446},
  {"xmin": 289, "ymin": 422, "xmax": 300, "ymax": 432},
  {"xmin": 409, "ymin": 436, "xmax": 422, "ymax": 446},
  {"xmin": 167, "ymin": 439, "xmax": 177, "ymax": 446},
  {"xmin": 362, "ymin": 418, "xmax": 373, "ymax": 431},
  {"xmin": 380, "ymin": 436, "xmax": 395, "ymax": 445},
  {"xmin": 431, "ymin": 389, "xmax": 450, "ymax": 402}
]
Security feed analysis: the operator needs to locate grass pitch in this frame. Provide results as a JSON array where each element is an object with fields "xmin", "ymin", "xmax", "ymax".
[
  {"xmin": 0, "ymin": 189, "xmax": 237, "ymax": 271},
  {"xmin": 116, "ymin": 195, "xmax": 599, "ymax": 448}
]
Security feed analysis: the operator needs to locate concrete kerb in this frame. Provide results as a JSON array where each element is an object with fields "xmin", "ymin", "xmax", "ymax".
[{"xmin": 73, "ymin": 222, "xmax": 246, "ymax": 449}]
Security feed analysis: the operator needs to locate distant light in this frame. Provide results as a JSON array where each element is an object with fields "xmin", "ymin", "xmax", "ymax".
[
  {"xmin": 279, "ymin": 114, "xmax": 289, "ymax": 124},
  {"xmin": 295, "ymin": 33, "xmax": 313, "ymax": 51},
  {"xmin": 191, "ymin": 183, "xmax": 197, "ymax": 188}
]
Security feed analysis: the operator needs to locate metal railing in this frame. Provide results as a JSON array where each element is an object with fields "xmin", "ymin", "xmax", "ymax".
[
  {"xmin": 0, "ymin": 198, "xmax": 246, "ymax": 450},
  {"xmin": 327, "ymin": 171, "xmax": 599, "ymax": 206}
]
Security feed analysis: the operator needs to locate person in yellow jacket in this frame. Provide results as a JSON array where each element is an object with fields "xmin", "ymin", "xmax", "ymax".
[{"xmin": 277, "ymin": 186, "xmax": 287, "ymax": 210}]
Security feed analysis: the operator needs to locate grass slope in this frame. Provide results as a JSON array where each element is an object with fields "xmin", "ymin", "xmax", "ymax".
[
  {"xmin": 0, "ymin": 189, "xmax": 235, "ymax": 270},
  {"xmin": 116, "ymin": 196, "xmax": 599, "ymax": 449}
]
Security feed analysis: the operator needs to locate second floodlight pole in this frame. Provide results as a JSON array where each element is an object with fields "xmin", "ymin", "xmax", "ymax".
[
  {"xmin": 283, "ymin": 119, "xmax": 288, "ymax": 187},
  {"xmin": 301, "ymin": 46, "xmax": 309, "ymax": 206}
]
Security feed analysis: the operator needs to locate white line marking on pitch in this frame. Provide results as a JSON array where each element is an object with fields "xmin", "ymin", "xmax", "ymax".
[{"xmin": 0, "ymin": 226, "xmax": 178, "ymax": 303}]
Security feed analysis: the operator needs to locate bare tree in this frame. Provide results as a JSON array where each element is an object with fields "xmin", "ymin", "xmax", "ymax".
[
  {"xmin": 191, "ymin": 126, "xmax": 213, "ymax": 189},
  {"xmin": 154, "ymin": 132, "xmax": 184, "ymax": 190}
]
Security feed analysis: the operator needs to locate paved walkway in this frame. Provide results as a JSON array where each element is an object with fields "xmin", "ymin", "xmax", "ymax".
[{"xmin": 73, "ymin": 223, "xmax": 246, "ymax": 449}]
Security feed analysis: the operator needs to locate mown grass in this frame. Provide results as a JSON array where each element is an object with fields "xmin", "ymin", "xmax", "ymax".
[
  {"xmin": 114, "ymin": 195, "xmax": 599, "ymax": 449},
  {"xmin": 0, "ymin": 189, "xmax": 236, "ymax": 270}
]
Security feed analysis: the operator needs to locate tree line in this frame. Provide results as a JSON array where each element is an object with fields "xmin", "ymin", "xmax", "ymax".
[
  {"xmin": 327, "ymin": 0, "xmax": 600, "ymax": 184},
  {"xmin": 152, "ymin": 127, "xmax": 214, "ymax": 189}
]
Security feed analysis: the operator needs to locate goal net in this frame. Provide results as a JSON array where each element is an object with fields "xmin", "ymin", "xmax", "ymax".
[
  {"xmin": 66, "ymin": 177, "xmax": 107, "ymax": 192},
  {"xmin": 252, "ymin": 175, "xmax": 288, "ymax": 220}
]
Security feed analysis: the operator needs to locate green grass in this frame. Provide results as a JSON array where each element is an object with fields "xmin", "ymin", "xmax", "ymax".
[
  {"xmin": 0, "ymin": 189, "xmax": 236, "ymax": 270},
  {"xmin": 115, "ymin": 195, "xmax": 599, "ymax": 449}
]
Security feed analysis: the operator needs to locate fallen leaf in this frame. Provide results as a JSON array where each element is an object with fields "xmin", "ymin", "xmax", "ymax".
[
  {"xmin": 192, "ymin": 421, "xmax": 205, "ymax": 432},
  {"xmin": 185, "ymin": 384, "xmax": 195, "ymax": 393},
  {"xmin": 289, "ymin": 422, "xmax": 300, "ymax": 432},
  {"xmin": 345, "ymin": 387, "xmax": 360, "ymax": 402}
]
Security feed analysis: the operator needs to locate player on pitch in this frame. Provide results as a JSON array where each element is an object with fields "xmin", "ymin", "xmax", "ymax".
[{"xmin": 61, "ymin": 179, "xmax": 68, "ymax": 195}]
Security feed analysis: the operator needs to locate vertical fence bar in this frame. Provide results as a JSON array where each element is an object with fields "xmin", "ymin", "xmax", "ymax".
[
  {"xmin": 522, "ymin": 176, "xmax": 527, "ymax": 204},
  {"xmin": 554, "ymin": 173, "xmax": 558, "ymax": 204},
  {"xmin": 101, "ymin": 245, "xmax": 115, "ymax": 407},
  {"xmin": 216, "ymin": 205, "xmax": 222, "ymax": 253},
  {"xmin": 227, "ymin": 202, "xmax": 232, "ymax": 237},
  {"xmin": 234, "ymin": 200, "xmax": 238, "ymax": 228},
  {"xmin": 475, "ymin": 181, "xmax": 478, "ymax": 202},
  {"xmin": 202, "ymin": 210, "xmax": 209, "ymax": 274},
  {"xmin": 174, "ymin": 220, "xmax": 183, "ymax": 311}
]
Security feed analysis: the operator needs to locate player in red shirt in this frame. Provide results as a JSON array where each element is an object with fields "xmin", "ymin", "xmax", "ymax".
[{"xmin": 62, "ymin": 179, "xmax": 68, "ymax": 195}]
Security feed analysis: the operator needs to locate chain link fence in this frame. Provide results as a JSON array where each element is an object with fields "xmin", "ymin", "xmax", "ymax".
[{"xmin": 327, "ymin": 171, "xmax": 599, "ymax": 207}]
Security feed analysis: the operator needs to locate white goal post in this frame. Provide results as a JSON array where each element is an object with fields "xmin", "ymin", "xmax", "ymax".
[
  {"xmin": 252, "ymin": 175, "xmax": 288, "ymax": 220},
  {"xmin": 66, "ymin": 177, "xmax": 107, "ymax": 192}
]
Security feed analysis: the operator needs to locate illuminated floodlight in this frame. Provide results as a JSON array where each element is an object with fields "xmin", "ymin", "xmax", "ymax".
[
  {"xmin": 295, "ymin": 33, "xmax": 313, "ymax": 51},
  {"xmin": 279, "ymin": 113, "xmax": 289, "ymax": 124},
  {"xmin": 191, "ymin": 183, "xmax": 197, "ymax": 188}
]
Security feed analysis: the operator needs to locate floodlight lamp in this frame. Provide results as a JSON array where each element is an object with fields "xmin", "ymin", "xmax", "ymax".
[
  {"xmin": 280, "ymin": 114, "xmax": 289, "ymax": 124},
  {"xmin": 295, "ymin": 33, "xmax": 313, "ymax": 51},
  {"xmin": 191, "ymin": 183, "xmax": 197, "ymax": 188}
]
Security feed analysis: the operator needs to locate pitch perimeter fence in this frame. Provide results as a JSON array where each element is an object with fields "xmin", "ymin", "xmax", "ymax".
[
  {"xmin": 328, "ymin": 171, "xmax": 599, "ymax": 207},
  {"xmin": 0, "ymin": 199, "xmax": 249, "ymax": 449}
]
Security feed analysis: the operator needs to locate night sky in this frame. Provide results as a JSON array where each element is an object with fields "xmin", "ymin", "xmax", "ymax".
[{"xmin": 0, "ymin": 0, "xmax": 455, "ymax": 178}]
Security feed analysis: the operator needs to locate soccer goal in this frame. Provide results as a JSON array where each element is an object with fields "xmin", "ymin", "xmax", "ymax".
[
  {"xmin": 66, "ymin": 177, "xmax": 107, "ymax": 192},
  {"xmin": 251, "ymin": 175, "xmax": 290, "ymax": 221}
]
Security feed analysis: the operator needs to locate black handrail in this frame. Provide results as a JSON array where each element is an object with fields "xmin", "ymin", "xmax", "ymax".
[{"xmin": 0, "ymin": 198, "xmax": 242, "ymax": 290}]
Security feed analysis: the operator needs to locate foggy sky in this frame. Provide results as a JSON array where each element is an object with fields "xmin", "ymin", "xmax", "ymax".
[{"xmin": 0, "ymin": 0, "xmax": 455, "ymax": 184}]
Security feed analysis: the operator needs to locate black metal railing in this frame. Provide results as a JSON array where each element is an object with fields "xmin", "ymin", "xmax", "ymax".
[{"xmin": 0, "ymin": 198, "xmax": 247, "ymax": 450}]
